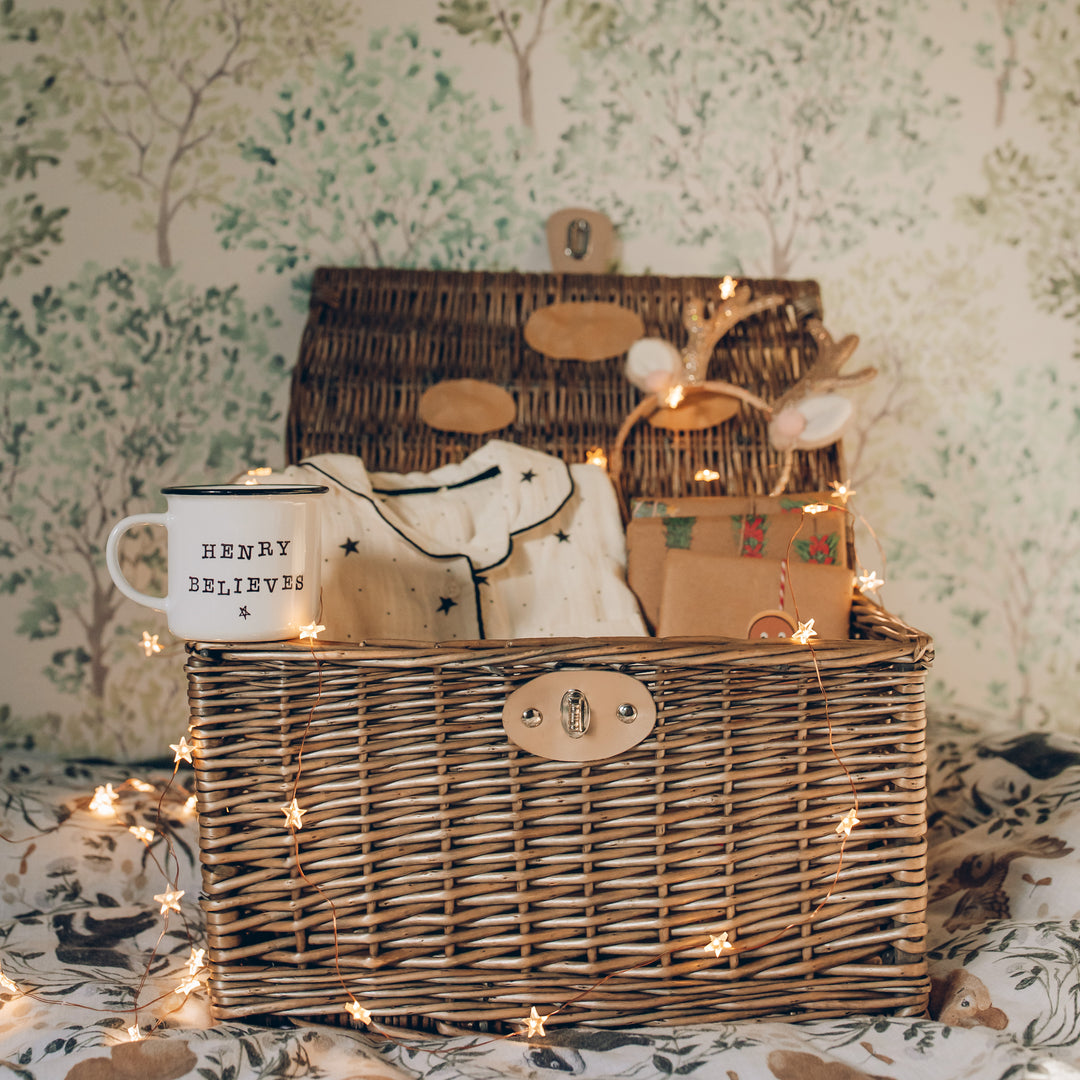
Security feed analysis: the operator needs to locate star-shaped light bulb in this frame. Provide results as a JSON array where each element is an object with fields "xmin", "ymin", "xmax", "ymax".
[
  {"xmin": 345, "ymin": 1000, "xmax": 372, "ymax": 1024},
  {"xmin": 664, "ymin": 383, "xmax": 686, "ymax": 409},
  {"xmin": 184, "ymin": 794, "xmax": 197, "ymax": 813},
  {"xmin": 128, "ymin": 778, "xmax": 155, "ymax": 793},
  {"xmin": 187, "ymin": 947, "xmax": 206, "ymax": 977},
  {"xmin": 281, "ymin": 797, "xmax": 305, "ymax": 831},
  {"xmin": 585, "ymin": 447, "xmax": 608, "ymax": 469},
  {"xmin": 719, "ymin": 275, "xmax": 738, "ymax": 301},
  {"xmin": 0, "ymin": 966, "xmax": 18, "ymax": 994},
  {"xmin": 695, "ymin": 468, "xmax": 720, "ymax": 482},
  {"xmin": 126, "ymin": 1024, "xmax": 142, "ymax": 1042},
  {"xmin": 138, "ymin": 631, "xmax": 162, "ymax": 657},
  {"xmin": 129, "ymin": 825, "xmax": 155, "ymax": 845},
  {"xmin": 170, "ymin": 736, "xmax": 193, "ymax": 765},
  {"xmin": 802, "ymin": 503, "xmax": 831, "ymax": 516},
  {"xmin": 858, "ymin": 570, "xmax": 884, "ymax": 594},
  {"xmin": 705, "ymin": 931, "xmax": 733, "ymax": 956},
  {"xmin": 523, "ymin": 1005, "xmax": 548, "ymax": 1038},
  {"xmin": 836, "ymin": 808, "xmax": 860, "ymax": 838},
  {"xmin": 829, "ymin": 480, "xmax": 856, "ymax": 505},
  {"xmin": 154, "ymin": 887, "xmax": 184, "ymax": 916},
  {"xmin": 791, "ymin": 619, "xmax": 817, "ymax": 645},
  {"xmin": 175, "ymin": 974, "xmax": 203, "ymax": 998},
  {"xmin": 298, "ymin": 622, "xmax": 325, "ymax": 641},
  {"xmin": 89, "ymin": 783, "xmax": 119, "ymax": 816}
]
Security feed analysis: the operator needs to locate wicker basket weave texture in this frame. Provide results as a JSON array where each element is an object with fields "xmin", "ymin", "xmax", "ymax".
[
  {"xmin": 190, "ymin": 267, "xmax": 932, "ymax": 1030},
  {"xmin": 288, "ymin": 268, "xmax": 839, "ymax": 503}
]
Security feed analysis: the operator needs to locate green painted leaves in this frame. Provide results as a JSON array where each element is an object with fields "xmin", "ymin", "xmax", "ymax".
[
  {"xmin": 218, "ymin": 28, "xmax": 539, "ymax": 301},
  {"xmin": 0, "ymin": 261, "xmax": 287, "ymax": 752}
]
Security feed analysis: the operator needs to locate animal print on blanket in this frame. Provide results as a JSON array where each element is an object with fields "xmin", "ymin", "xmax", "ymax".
[{"xmin": 5, "ymin": 715, "xmax": 1080, "ymax": 1079}]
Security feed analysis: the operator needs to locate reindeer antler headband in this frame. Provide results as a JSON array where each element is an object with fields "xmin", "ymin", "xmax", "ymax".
[{"xmin": 620, "ymin": 278, "xmax": 876, "ymax": 497}]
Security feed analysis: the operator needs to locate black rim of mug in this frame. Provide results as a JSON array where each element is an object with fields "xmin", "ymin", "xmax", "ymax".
[{"xmin": 159, "ymin": 485, "xmax": 329, "ymax": 496}]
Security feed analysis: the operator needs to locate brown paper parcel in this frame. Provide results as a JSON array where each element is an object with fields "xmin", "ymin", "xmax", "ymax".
[
  {"xmin": 627, "ymin": 496, "xmax": 848, "ymax": 632},
  {"xmin": 656, "ymin": 550, "xmax": 855, "ymax": 640}
]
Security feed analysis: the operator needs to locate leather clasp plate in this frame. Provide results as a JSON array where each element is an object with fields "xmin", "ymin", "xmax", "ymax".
[{"xmin": 502, "ymin": 669, "xmax": 656, "ymax": 762}]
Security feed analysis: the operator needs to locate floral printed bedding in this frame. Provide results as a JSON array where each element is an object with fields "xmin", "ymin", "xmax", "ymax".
[{"xmin": 4, "ymin": 713, "xmax": 1080, "ymax": 1080}]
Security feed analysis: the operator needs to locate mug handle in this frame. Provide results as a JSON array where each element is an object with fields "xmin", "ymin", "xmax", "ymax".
[{"xmin": 106, "ymin": 513, "xmax": 168, "ymax": 612}]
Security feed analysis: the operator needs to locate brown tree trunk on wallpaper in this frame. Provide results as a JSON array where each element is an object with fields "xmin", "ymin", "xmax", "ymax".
[
  {"xmin": 157, "ymin": 166, "xmax": 175, "ymax": 268},
  {"xmin": 771, "ymin": 243, "xmax": 791, "ymax": 280},
  {"xmin": 494, "ymin": 0, "xmax": 547, "ymax": 132},
  {"xmin": 518, "ymin": 57, "xmax": 535, "ymax": 130},
  {"xmin": 87, "ymin": 575, "xmax": 117, "ymax": 705},
  {"xmin": 71, "ymin": 542, "xmax": 122, "ymax": 708},
  {"xmin": 753, "ymin": 175, "xmax": 795, "ymax": 278},
  {"xmin": 994, "ymin": 30, "xmax": 1017, "ymax": 128},
  {"xmin": 157, "ymin": 213, "xmax": 171, "ymax": 269}
]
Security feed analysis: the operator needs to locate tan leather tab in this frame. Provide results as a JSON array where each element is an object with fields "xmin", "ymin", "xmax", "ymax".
[
  {"xmin": 523, "ymin": 301, "xmax": 644, "ymax": 362},
  {"xmin": 546, "ymin": 208, "xmax": 616, "ymax": 274},
  {"xmin": 503, "ymin": 669, "xmax": 655, "ymax": 762},
  {"xmin": 418, "ymin": 378, "xmax": 516, "ymax": 434}
]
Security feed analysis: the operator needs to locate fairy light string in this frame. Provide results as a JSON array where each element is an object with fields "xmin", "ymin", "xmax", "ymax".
[
  {"xmin": 273, "ymin": 569, "xmax": 867, "ymax": 1043},
  {"xmin": 287, "ymin": 624, "xmax": 379, "ymax": 1029},
  {"xmin": 825, "ymin": 479, "xmax": 890, "ymax": 598},
  {"xmin": 0, "ymin": 655, "xmax": 217, "ymax": 1032},
  {"xmin": 0, "ymin": 762, "xmax": 206, "ymax": 1038},
  {"xmin": 0, "ymin": 634, "xmax": 360, "ymax": 1042},
  {"xmin": 122, "ymin": 734, "xmax": 211, "ymax": 1036},
  {"xmin": 9, "ymin": 539, "xmax": 866, "ymax": 1047},
  {"xmin": 6, "ymin": 274, "xmax": 892, "ymax": 1039},
  {"xmin": 2, "ymin": 484, "xmax": 888, "ymax": 1046},
  {"xmin": 784, "ymin": 499, "xmax": 861, "ymax": 814}
]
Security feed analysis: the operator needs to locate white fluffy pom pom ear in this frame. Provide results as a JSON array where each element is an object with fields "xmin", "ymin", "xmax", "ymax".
[
  {"xmin": 769, "ymin": 393, "xmax": 853, "ymax": 451},
  {"xmin": 625, "ymin": 338, "xmax": 683, "ymax": 395},
  {"xmin": 768, "ymin": 406, "xmax": 807, "ymax": 451}
]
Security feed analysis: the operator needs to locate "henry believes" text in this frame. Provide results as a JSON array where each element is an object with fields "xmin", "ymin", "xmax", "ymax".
[
  {"xmin": 200, "ymin": 541, "xmax": 291, "ymax": 559},
  {"xmin": 190, "ymin": 575, "xmax": 304, "ymax": 594}
]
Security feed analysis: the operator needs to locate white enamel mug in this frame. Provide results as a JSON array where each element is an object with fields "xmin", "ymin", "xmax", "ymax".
[{"xmin": 106, "ymin": 484, "xmax": 328, "ymax": 642}]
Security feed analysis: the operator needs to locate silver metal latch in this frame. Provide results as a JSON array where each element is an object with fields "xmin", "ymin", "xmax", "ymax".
[
  {"xmin": 561, "ymin": 688, "xmax": 590, "ymax": 738},
  {"xmin": 564, "ymin": 217, "xmax": 591, "ymax": 260}
]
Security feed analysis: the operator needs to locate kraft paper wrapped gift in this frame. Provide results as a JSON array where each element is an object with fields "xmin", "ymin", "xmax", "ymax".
[
  {"xmin": 656, "ymin": 549, "xmax": 855, "ymax": 640},
  {"xmin": 631, "ymin": 493, "xmax": 843, "ymax": 522},
  {"xmin": 627, "ymin": 495, "xmax": 848, "ymax": 631}
]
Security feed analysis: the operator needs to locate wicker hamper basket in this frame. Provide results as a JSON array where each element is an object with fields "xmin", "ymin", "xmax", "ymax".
[{"xmin": 188, "ymin": 267, "xmax": 932, "ymax": 1031}]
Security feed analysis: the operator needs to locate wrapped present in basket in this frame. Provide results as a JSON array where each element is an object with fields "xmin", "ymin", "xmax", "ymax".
[
  {"xmin": 627, "ymin": 493, "xmax": 850, "ymax": 631},
  {"xmin": 656, "ymin": 549, "xmax": 855, "ymax": 639}
]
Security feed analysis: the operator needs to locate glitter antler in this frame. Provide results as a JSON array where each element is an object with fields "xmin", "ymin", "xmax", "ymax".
[
  {"xmin": 772, "ymin": 319, "xmax": 876, "ymax": 417},
  {"xmin": 680, "ymin": 277, "xmax": 785, "ymax": 384}
]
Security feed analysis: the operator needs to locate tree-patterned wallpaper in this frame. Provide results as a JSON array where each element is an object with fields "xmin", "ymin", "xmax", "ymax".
[{"xmin": 1, "ymin": 0, "xmax": 1077, "ymax": 761}]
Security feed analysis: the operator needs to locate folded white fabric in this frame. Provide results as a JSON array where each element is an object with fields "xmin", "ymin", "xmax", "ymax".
[{"xmin": 270, "ymin": 440, "xmax": 647, "ymax": 643}]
